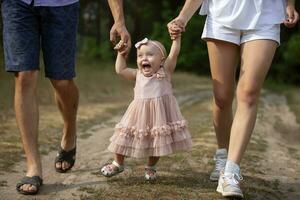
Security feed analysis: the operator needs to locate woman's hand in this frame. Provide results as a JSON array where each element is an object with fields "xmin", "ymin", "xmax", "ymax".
[
  {"xmin": 167, "ymin": 17, "xmax": 186, "ymax": 40},
  {"xmin": 284, "ymin": 3, "xmax": 299, "ymax": 28}
]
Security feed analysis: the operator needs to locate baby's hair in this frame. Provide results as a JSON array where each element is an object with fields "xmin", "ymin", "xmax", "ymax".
[
  {"xmin": 150, "ymin": 40, "xmax": 167, "ymax": 59},
  {"xmin": 135, "ymin": 38, "xmax": 167, "ymax": 59}
]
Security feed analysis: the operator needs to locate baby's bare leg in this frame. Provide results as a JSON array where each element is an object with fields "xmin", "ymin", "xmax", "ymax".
[
  {"xmin": 115, "ymin": 153, "xmax": 125, "ymax": 165},
  {"xmin": 147, "ymin": 156, "xmax": 160, "ymax": 166}
]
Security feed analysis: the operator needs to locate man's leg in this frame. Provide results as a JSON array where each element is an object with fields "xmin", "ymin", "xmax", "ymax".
[
  {"xmin": 2, "ymin": 0, "xmax": 42, "ymax": 193},
  {"xmin": 51, "ymin": 79, "xmax": 79, "ymax": 171},
  {"xmin": 15, "ymin": 71, "xmax": 41, "ymax": 193},
  {"xmin": 39, "ymin": 3, "xmax": 80, "ymax": 171}
]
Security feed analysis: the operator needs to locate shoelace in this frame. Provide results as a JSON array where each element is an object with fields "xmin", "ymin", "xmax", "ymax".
[
  {"xmin": 224, "ymin": 173, "xmax": 243, "ymax": 185},
  {"xmin": 214, "ymin": 157, "xmax": 227, "ymax": 171}
]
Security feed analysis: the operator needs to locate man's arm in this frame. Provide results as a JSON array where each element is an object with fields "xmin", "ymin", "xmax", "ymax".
[
  {"xmin": 107, "ymin": 0, "xmax": 125, "ymax": 28},
  {"xmin": 107, "ymin": 0, "xmax": 131, "ymax": 57}
]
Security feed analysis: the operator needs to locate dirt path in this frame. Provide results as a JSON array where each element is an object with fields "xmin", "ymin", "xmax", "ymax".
[
  {"xmin": 0, "ymin": 91, "xmax": 299, "ymax": 200},
  {"xmin": 257, "ymin": 93, "xmax": 300, "ymax": 200}
]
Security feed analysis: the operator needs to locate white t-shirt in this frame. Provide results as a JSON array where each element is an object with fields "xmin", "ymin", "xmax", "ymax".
[{"xmin": 199, "ymin": 0, "xmax": 286, "ymax": 30}]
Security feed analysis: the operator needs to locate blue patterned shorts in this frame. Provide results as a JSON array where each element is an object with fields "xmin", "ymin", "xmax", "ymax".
[{"xmin": 1, "ymin": 0, "xmax": 79, "ymax": 80}]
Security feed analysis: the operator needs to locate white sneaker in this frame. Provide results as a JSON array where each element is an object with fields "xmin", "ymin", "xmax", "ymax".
[
  {"xmin": 210, "ymin": 149, "xmax": 227, "ymax": 181},
  {"xmin": 217, "ymin": 171, "xmax": 244, "ymax": 198}
]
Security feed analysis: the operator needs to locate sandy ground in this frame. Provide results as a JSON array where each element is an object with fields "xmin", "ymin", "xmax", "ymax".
[{"xmin": 0, "ymin": 90, "xmax": 299, "ymax": 200}]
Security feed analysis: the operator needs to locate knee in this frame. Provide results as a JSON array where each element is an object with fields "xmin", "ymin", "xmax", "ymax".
[
  {"xmin": 15, "ymin": 71, "xmax": 38, "ymax": 92},
  {"xmin": 236, "ymin": 86, "xmax": 260, "ymax": 107},
  {"xmin": 213, "ymin": 90, "xmax": 234, "ymax": 110},
  {"xmin": 51, "ymin": 80, "xmax": 77, "ymax": 93}
]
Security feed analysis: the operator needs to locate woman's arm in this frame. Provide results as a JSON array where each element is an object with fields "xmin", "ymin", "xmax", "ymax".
[
  {"xmin": 286, "ymin": 0, "xmax": 295, "ymax": 5},
  {"xmin": 168, "ymin": 0, "xmax": 204, "ymax": 39},
  {"xmin": 176, "ymin": 0, "xmax": 204, "ymax": 26},
  {"xmin": 164, "ymin": 37, "xmax": 181, "ymax": 74},
  {"xmin": 115, "ymin": 53, "xmax": 137, "ymax": 81}
]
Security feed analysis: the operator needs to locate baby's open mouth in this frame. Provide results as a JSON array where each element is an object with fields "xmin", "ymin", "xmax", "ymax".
[{"xmin": 142, "ymin": 63, "xmax": 151, "ymax": 69}]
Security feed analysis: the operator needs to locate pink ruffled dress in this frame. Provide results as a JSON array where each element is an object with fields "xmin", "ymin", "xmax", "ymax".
[{"xmin": 108, "ymin": 67, "xmax": 193, "ymax": 158}]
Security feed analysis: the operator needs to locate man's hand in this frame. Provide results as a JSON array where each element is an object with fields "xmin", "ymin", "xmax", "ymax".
[{"xmin": 110, "ymin": 23, "xmax": 131, "ymax": 57}]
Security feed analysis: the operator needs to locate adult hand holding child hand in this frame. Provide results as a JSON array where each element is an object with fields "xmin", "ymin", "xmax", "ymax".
[
  {"xmin": 167, "ymin": 17, "xmax": 186, "ymax": 40},
  {"xmin": 110, "ymin": 23, "xmax": 131, "ymax": 57}
]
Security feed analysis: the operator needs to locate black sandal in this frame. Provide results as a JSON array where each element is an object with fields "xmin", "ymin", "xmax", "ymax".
[
  {"xmin": 16, "ymin": 176, "xmax": 43, "ymax": 195},
  {"xmin": 54, "ymin": 147, "xmax": 76, "ymax": 173}
]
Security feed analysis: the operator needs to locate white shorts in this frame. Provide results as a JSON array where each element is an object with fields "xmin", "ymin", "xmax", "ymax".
[{"xmin": 201, "ymin": 17, "xmax": 281, "ymax": 45}]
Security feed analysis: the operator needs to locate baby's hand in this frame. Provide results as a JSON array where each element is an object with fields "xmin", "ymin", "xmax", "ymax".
[{"xmin": 114, "ymin": 40, "xmax": 128, "ymax": 52}]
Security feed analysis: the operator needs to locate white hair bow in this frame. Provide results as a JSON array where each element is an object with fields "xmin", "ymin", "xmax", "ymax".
[
  {"xmin": 135, "ymin": 38, "xmax": 149, "ymax": 49},
  {"xmin": 134, "ymin": 37, "xmax": 166, "ymax": 58}
]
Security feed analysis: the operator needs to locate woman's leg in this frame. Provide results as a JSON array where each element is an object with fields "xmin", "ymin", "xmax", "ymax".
[
  {"xmin": 228, "ymin": 40, "xmax": 277, "ymax": 164},
  {"xmin": 217, "ymin": 39, "xmax": 277, "ymax": 198},
  {"xmin": 206, "ymin": 39, "xmax": 239, "ymax": 181},
  {"xmin": 207, "ymin": 39, "xmax": 239, "ymax": 150}
]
